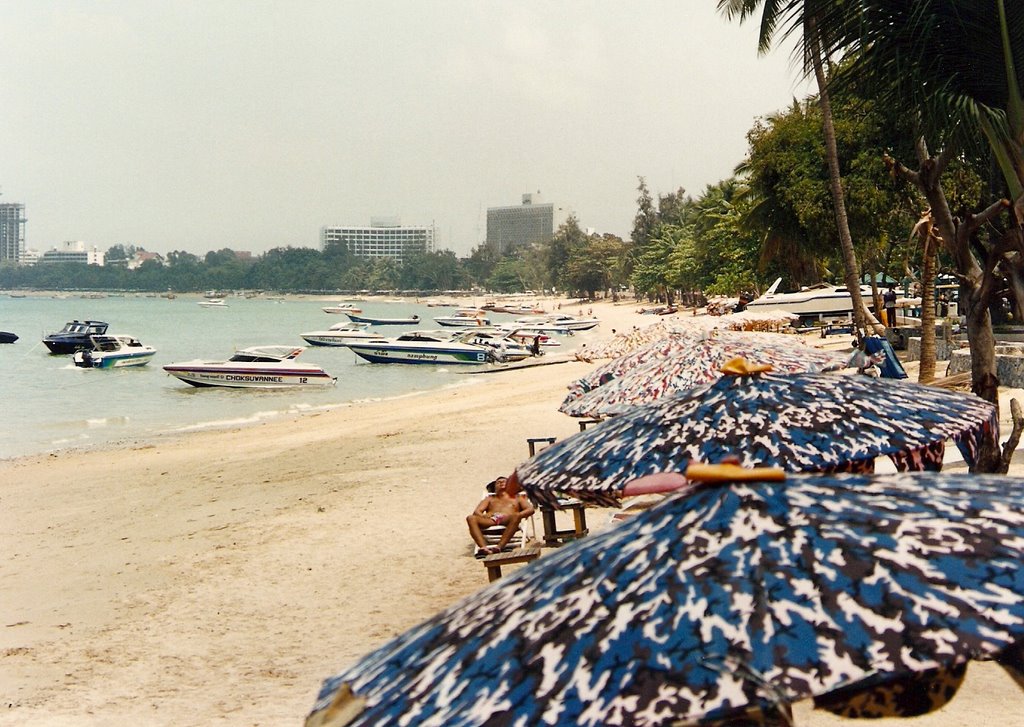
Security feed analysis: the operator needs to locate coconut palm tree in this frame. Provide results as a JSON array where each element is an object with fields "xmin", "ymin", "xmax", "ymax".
[{"xmin": 718, "ymin": 0, "xmax": 879, "ymax": 334}]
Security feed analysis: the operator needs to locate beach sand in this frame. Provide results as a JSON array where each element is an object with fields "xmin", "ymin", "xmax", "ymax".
[{"xmin": 2, "ymin": 299, "xmax": 1023, "ymax": 725}]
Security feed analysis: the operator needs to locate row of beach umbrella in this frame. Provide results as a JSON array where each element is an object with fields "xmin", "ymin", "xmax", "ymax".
[{"xmin": 306, "ymin": 320, "xmax": 1015, "ymax": 725}]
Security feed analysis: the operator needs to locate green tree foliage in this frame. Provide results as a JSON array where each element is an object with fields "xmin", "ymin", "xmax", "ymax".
[{"xmin": 398, "ymin": 250, "xmax": 469, "ymax": 291}]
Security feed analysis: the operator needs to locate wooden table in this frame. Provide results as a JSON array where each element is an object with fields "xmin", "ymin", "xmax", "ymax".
[{"xmin": 482, "ymin": 547, "xmax": 541, "ymax": 582}]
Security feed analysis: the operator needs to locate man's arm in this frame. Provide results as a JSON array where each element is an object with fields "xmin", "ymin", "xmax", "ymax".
[
  {"xmin": 516, "ymin": 495, "xmax": 535, "ymax": 518},
  {"xmin": 472, "ymin": 496, "xmax": 492, "ymax": 517}
]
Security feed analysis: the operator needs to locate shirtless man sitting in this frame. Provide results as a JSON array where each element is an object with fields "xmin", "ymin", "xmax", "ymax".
[{"xmin": 466, "ymin": 476, "xmax": 535, "ymax": 555}]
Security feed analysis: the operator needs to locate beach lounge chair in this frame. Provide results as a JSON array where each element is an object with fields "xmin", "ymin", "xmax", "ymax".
[
  {"xmin": 472, "ymin": 480, "xmax": 536, "ymax": 558},
  {"xmin": 474, "ymin": 520, "xmax": 530, "ymax": 558}
]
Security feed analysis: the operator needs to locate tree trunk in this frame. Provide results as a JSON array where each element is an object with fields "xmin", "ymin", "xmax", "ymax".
[
  {"xmin": 808, "ymin": 25, "xmax": 878, "ymax": 335},
  {"xmin": 918, "ymin": 237, "xmax": 938, "ymax": 383},
  {"xmin": 916, "ymin": 155, "xmax": 1004, "ymax": 471}
]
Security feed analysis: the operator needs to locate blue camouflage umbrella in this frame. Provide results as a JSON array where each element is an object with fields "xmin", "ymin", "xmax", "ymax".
[
  {"xmin": 306, "ymin": 471, "xmax": 1024, "ymax": 726},
  {"xmin": 513, "ymin": 363, "xmax": 996, "ymax": 509},
  {"xmin": 561, "ymin": 330, "xmax": 847, "ymax": 417}
]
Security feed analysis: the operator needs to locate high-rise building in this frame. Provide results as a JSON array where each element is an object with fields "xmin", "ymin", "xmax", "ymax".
[
  {"xmin": 486, "ymin": 192, "xmax": 555, "ymax": 255},
  {"xmin": 319, "ymin": 218, "xmax": 435, "ymax": 263},
  {"xmin": 0, "ymin": 202, "xmax": 26, "ymax": 263}
]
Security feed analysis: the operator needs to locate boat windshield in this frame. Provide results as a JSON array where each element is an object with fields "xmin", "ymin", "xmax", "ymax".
[{"xmin": 229, "ymin": 352, "xmax": 284, "ymax": 363}]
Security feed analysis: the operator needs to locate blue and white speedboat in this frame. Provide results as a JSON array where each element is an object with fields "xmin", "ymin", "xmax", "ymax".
[
  {"xmin": 346, "ymin": 330, "xmax": 496, "ymax": 365},
  {"xmin": 73, "ymin": 334, "xmax": 157, "ymax": 369}
]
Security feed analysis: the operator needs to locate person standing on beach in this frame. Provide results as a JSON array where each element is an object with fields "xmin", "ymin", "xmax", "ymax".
[
  {"xmin": 467, "ymin": 476, "xmax": 534, "ymax": 554},
  {"xmin": 883, "ymin": 285, "xmax": 898, "ymax": 327}
]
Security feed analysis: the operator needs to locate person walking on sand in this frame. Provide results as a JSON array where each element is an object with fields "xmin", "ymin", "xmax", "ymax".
[{"xmin": 467, "ymin": 476, "xmax": 534, "ymax": 555}]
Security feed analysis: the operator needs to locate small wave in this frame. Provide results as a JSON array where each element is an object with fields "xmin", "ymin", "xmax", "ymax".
[{"xmin": 85, "ymin": 416, "xmax": 131, "ymax": 428}]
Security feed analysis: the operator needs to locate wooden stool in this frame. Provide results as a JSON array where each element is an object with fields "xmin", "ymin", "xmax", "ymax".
[
  {"xmin": 482, "ymin": 547, "xmax": 541, "ymax": 582},
  {"xmin": 540, "ymin": 501, "xmax": 589, "ymax": 546}
]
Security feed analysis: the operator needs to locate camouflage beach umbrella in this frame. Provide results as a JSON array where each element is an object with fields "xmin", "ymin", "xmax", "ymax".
[
  {"xmin": 306, "ymin": 471, "xmax": 1024, "ymax": 727},
  {"xmin": 562, "ymin": 330, "xmax": 846, "ymax": 418},
  {"xmin": 516, "ymin": 363, "xmax": 995, "ymax": 509}
]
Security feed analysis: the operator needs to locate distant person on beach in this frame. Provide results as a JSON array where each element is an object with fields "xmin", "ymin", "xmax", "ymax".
[
  {"xmin": 883, "ymin": 285, "xmax": 897, "ymax": 327},
  {"xmin": 467, "ymin": 476, "xmax": 534, "ymax": 555}
]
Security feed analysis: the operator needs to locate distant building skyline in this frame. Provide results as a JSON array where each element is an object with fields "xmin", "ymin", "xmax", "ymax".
[
  {"xmin": 39, "ymin": 240, "xmax": 105, "ymax": 266},
  {"xmin": 486, "ymin": 192, "xmax": 556, "ymax": 256},
  {"xmin": 0, "ymin": 202, "xmax": 26, "ymax": 263},
  {"xmin": 320, "ymin": 218, "xmax": 435, "ymax": 264}
]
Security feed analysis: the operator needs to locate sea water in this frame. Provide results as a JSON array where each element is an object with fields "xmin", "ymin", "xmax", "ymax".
[{"xmin": 0, "ymin": 294, "xmax": 576, "ymax": 460}]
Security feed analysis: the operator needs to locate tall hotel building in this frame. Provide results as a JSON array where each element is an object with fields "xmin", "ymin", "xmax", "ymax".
[
  {"xmin": 0, "ymin": 202, "xmax": 27, "ymax": 263},
  {"xmin": 320, "ymin": 218, "xmax": 434, "ymax": 263},
  {"xmin": 486, "ymin": 192, "xmax": 555, "ymax": 255}
]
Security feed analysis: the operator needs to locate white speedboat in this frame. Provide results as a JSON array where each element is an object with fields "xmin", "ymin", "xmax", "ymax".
[
  {"xmin": 322, "ymin": 303, "xmax": 363, "ymax": 315},
  {"xmin": 198, "ymin": 298, "xmax": 228, "ymax": 308},
  {"xmin": 72, "ymin": 334, "xmax": 157, "ymax": 369},
  {"xmin": 163, "ymin": 346, "xmax": 336, "ymax": 388},
  {"xmin": 509, "ymin": 314, "xmax": 601, "ymax": 333},
  {"xmin": 346, "ymin": 330, "xmax": 496, "ymax": 365},
  {"xmin": 743, "ymin": 277, "xmax": 875, "ymax": 322},
  {"xmin": 300, "ymin": 321, "xmax": 387, "ymax": 347},
  {"xmin": 433, "ymin": 309, "xmax": 491, "ymax": 327}
]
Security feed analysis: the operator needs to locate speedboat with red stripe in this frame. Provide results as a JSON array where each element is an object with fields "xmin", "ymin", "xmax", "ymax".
[{"xmin": 163, "ymin": 346, "xmax": 336, "ymax": 388}]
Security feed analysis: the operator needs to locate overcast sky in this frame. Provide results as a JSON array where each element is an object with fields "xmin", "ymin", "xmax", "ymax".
[{"xmin": 1, "ymin": 1, "xmax": 811, "ymax": 257}]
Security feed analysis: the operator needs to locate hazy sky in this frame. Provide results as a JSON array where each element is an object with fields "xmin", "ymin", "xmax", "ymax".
[{"xmin": 1, "ymin": 1, "xmax": 811, "ymax": 257}]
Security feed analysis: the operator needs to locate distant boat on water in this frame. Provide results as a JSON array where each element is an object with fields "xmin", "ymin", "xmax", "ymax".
[
  {"xmin": 0, "ymin": 331, "xmax": 17, "ymax": 344},
  {"xmin": 345, "ymin": 312, "xmax": 420, "ymax": 326},
  {"xmin": 322, "ymin": 303, "xmax": 363, "ymax": 315}
]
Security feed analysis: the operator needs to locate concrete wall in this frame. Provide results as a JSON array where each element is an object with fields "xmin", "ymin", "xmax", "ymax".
[
  {"xmin": 906, "ymin": 336, "xmax": 959, "ymax": 362},
  {"xmin": 947, "ymin": 342, "xmax": 1024, "ymax": 387}
]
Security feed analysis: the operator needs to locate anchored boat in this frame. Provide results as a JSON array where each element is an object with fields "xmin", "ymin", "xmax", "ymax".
[
  {"xmin": 73, "ymin": 334, "xmax": 157, "ymax": 369},
  {"xmin": 163, "ymin": 346, "xmax": 336, "ymax": 388}
]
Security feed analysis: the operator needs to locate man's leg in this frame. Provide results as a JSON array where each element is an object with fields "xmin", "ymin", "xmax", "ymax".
[
  {"xmin": 467, "ymin": 514, "xmax": 493, "ymax": 548},
  {"xmin": 496, "ymin": 512, "xmax": 524, "ymax": 549}
]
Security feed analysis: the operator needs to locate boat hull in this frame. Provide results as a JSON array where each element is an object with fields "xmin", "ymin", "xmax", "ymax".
[
  {"xmin": 745, "ymin": 288, "xmax": 874, "ymax": 321},
  {"xmin": 299, "ymin": 332, "xmax": 385, "ymax": 347},
  {"xmin": 322, "ymin": 305, "xmax": 362, "ymax": 315},
  {"xmin": 345, "ymin": 313, "xmax": 420, "ymax": 325},
  {"xmin": 162, "ymin": 365, "xmax": 336, "ymax": 388},
  {"xmin": 43, "ymin": 337, "xmax": 95, "ymax": 354},
  {"xmin": 74, "ymin": 350, "xmax": 156, "ymax": 368},
  {"xmin": 0, "ymin": 331, "xmax": 17, "ymax": 344},
  {"xmin": 346, "ymin": 342, "xmax": 492, "ymax": 365}
]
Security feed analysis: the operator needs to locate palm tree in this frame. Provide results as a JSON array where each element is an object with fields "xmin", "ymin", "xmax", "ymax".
[
  {"xmin": 839, "ymin": 1, "xmax": 1024, "ymax": 469},
  {"xmin": 718, "ymin": 0, "xmax": 879, "ymax": 334}
]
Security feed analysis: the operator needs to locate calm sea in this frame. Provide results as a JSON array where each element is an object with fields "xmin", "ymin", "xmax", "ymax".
[{"xmin": 0, "ymin": 294, "xmax": 579, "ymax": 460}]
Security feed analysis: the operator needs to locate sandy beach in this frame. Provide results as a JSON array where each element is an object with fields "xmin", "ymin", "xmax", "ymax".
[{"xmin": 3, "ymin": 299, "xmax": 1023, "ymax": 725}]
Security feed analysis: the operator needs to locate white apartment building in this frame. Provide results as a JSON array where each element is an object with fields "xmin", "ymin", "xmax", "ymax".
[
  {"xmin": 39, "ymin": 240, "xmax": 105, "ymax": 266},
  {"xmin": 320, "ymin": 217, "xmax": 435, "ymax": 264}
]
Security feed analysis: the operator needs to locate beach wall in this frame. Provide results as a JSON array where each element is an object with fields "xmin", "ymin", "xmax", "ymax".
[{"xmin": 947, "ymin": 342, "xmax": 1024, "ymax": 387}]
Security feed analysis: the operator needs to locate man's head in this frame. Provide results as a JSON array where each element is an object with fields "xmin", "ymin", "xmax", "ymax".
[{"xmin": 493, "ymin": 476, "xmax": 509, "ymax": 494}]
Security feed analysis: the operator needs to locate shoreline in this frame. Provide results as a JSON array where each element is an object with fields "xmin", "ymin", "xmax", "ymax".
[{"xmin": 4, "ymin": 299, "xmax": 1023, "ymax": 725}]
